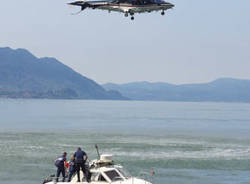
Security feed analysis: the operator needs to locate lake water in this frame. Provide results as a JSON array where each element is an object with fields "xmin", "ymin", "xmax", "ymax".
[{"xmin": 0, "ymin": 99, "xmax": 250, "ymax": 184}]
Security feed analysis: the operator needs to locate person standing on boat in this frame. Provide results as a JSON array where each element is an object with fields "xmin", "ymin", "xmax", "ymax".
[
  {"xmin": 54, "ymin": 152, "xmax": 67, "ymax": 182},
  {"xmin": 67, "ymin": 154, "xmax": 77, "ymax": 182},
  {"xmin": 74, "ymin": 147, "xmax": 89, "ymax": 182}
]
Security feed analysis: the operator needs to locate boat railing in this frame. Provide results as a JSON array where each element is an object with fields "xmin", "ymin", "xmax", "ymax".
[
  {"xmin": 42, "ymin": 174, "xmax": 68, "ymax": 184},
  {"xmin": 138, "ymin": 171, "xmax": 155, "ymax": 183}
]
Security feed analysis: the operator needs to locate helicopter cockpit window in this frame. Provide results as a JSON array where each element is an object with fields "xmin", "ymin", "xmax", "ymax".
[{"xmin": 104, "ymin": 170, "xmax": 122, "ymax": 181}]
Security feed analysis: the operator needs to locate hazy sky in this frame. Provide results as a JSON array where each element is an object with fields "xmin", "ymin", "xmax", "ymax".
[{"xmin": 1, "ymin": 0, "xmax": 250, "ymax": 84}]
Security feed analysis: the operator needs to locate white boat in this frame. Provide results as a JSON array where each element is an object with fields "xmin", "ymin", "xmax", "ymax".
[{"xmin": 43, "ymin": 154, "xmax": 153, "ymax": 184}]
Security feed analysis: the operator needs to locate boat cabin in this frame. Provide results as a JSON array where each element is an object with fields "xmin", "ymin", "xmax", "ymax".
[{"xmin": 70, "ymin": 155, "xmax": 130, "ymax": 183}]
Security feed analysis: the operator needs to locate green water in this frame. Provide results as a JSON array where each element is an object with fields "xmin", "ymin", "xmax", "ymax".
[{"xmin": 0, "ymin": 100, "xmax": 250, "ymax": 184}]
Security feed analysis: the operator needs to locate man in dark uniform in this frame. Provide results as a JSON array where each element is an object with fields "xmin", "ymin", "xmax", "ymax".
[
  {"xmin": 54, "ymin": 152, "xmax": 67, "ymax": 182},
  {"xmin": 74, "ymin": 147, "xmax": 89, "ymax": 182}
]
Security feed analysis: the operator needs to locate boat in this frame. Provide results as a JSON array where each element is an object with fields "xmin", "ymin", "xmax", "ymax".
[{"xmin": 43, "ymin": 146, "xmax": 153, "ymax": 184}]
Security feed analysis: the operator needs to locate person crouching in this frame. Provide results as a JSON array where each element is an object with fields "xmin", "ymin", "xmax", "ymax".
[{"xmin": 54, "ymin": 152, "xmax": 67, "ymax": 182}]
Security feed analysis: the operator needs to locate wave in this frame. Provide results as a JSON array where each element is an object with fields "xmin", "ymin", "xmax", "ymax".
[{"xmin": 105, "ymin": 146, "xmax": 250, "ymax": 160}]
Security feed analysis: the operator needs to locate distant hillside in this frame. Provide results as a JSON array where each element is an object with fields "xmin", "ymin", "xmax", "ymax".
[
  {"xmin": 0, "ymin": 47, "xmax": 126, "ymax": 100},
  {"xmin": 103, "ymin": 78, "xmax": 250, "ymax": 102}
]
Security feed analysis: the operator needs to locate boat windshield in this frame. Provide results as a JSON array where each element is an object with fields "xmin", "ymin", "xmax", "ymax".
[
  {"xmin": 117, "ymin": 168, "xmax": 131, "ymax": 178},
  {"xmin": 104, "ymin": 170, "xmax": 122, "ymax": 181}
]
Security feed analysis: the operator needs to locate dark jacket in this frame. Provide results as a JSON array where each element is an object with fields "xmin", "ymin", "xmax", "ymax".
[{"xmin": 74, "ymin": 150, "xmax": 86, "ymax": 163}]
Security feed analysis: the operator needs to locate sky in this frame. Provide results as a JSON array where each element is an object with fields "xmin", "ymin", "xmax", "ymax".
[{"xmin": 0, "ymin": 0, "xmax": 250, "ymax": 84}]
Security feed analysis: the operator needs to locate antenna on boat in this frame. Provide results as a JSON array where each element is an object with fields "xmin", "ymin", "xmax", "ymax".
[{"xmin": 95, "ymin": 144, "xmax": 100, "ymax": 159}]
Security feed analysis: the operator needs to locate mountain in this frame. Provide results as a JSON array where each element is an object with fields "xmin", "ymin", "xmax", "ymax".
[
  {"xmin": 0, "ymin": 47, "xmax": 127, "ymax": 100},
  {"xmin": 103, "ymin": 78, "xmax": 250, "ymax": 102}
]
